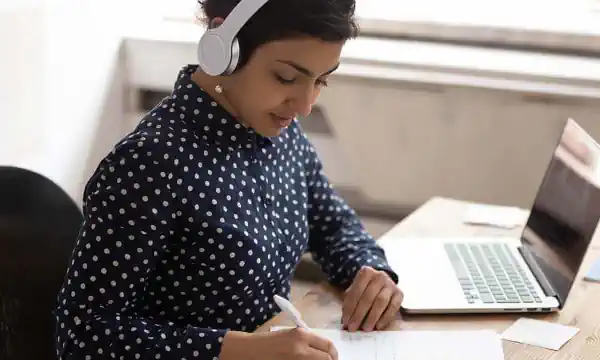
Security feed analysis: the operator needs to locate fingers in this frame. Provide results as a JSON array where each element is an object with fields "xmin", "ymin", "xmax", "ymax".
[
  {"xmin": 342, "ymin": 267, "xmax": 371, "ymax": 321},
  {"xmin": 342, "ymin": 267, "xmax": 374, "ymax": 326},
  {"xmin": 362, "ymin": 286, "xmax": 393, "ymax": 331},
  {"xmin": 304, "ymin": 347, "xmax": 337, "ymax": 360},
  {"xmin": 346, "ymin": 272, "xmax": 387, "ymax": 331},
  {"xmin": 302, "ymin": 329, "xmax": 338, "ymax": 360},
  {"xmin": 376, "ymin": 289, "xmax": 404, "ymax": 330},
  {"xmin": 343, "ymin": 267, "xmax": 404, "ymax": 332}
]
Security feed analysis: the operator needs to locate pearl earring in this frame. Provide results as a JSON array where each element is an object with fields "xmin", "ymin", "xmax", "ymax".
[{"xmin": 215, "ymin": 84, "xmax": 223, "ymax": 94}]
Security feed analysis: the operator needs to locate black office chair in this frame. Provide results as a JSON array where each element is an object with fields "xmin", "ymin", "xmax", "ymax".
[{"xmin": 0, "ymin": 166, "xmax": 83, "ymax": 360}]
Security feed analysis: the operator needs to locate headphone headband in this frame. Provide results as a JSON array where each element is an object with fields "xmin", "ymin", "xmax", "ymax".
[
  {"xmin": 197, "ymin": 0, "xmax": 271, "ymax": 76},
  {"xmin": 218, "ymin": 0, "xmax": 269, "ymax": 41}
]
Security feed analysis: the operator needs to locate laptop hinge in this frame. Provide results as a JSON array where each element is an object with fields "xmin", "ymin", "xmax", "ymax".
[{"xmin": 518, "ymin": 245, "xmax": 559, "ymax": 302}]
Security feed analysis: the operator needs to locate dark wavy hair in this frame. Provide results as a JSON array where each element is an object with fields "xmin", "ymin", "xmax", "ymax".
[{"xmin": 197, "ymin": 0, "xmax": 359, "ymax": 70}]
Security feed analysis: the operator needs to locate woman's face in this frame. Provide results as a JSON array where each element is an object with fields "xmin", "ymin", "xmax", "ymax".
[{"xmin": 222, "ymin": 37, "xmax": 344, "ymax": 137}]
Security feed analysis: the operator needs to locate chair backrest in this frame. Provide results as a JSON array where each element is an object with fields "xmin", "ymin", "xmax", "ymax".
[{"xmin": 0, "ymin": 166, "xmax": 82, "ymax": 360}]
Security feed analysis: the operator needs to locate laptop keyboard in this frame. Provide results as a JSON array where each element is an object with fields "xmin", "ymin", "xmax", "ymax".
[{"xmin": 444, "ymin": 243, "xmax": 542, "ymax": 304}]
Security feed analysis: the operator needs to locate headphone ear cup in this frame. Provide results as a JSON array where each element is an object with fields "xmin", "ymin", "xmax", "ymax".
[
  {"xmin": 197, "ymin": 29, "xmax": 232, "ymax": 76},
  {"xmin": 197, "ymin": 0, "xmax": 271, "ymax": 75},
  {"xmin": 224, "ymin": 37, "xmax": 241, "ymax": 75}
]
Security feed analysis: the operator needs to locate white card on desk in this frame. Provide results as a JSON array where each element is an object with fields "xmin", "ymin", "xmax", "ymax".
[
  {"xmin": 584, "ymin": 257, "xmax": 600, "ymax": 282},
  {"xmin": 500, "ymin": 318, "xmax": 579, "ymax": 350},
  {"xmin": 463, "ymin": 203, "xmax": 528, "ymax": 229},
  {"xmin": 271, "ymin": 327, "xmax": 504, "ymax": 360}
]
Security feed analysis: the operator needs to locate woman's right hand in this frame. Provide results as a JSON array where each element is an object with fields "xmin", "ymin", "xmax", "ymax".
[{"xmin": 220, "ymin": 328, "xmax": 338, "ymax": 360}]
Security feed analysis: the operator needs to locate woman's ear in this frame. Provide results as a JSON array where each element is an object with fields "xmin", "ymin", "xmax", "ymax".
[{"xmin": 209, "ymin": 17, "xmax": 225, "ymax": 29}]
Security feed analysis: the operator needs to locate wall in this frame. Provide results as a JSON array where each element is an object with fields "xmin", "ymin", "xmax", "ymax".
[
  {"xmin": 0, "ymin": 3, "xmax": 46, "ymax": 167},
  {"xmin": 0, "ymin": 1, "xmax": 128, "ymax": 206}
]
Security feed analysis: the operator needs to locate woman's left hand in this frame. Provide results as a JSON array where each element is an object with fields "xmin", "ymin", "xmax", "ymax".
[{"xmin": 342, "ymin": 266, "xmax": 403, "ymax": 332}]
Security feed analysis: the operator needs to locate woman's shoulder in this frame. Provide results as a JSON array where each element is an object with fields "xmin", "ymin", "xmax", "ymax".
[
  {"xmin": 106, "ymin": 93, "xmax": 209, "ymax": 164},
  {"xmin": 110, "ymin": 117, "xmax": 173, "ymax": 164},
  {"xmin": 85, "ymin": 111, "xmax": 184, "ymax": 188}
]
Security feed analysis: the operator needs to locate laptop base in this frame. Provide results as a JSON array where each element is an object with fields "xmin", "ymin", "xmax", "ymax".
[{"xmin": 384, "ymin": 237, "xmax": 560, "ymax": 314}]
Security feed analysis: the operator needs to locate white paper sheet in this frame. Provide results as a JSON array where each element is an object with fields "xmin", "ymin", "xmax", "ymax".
[
  {"xmin": 271, "ymin": 327, "xmax": 504, "ymax": 360},
  {"xmin": 500, "ymin": 318, "xmax": 580, "ymax": 350},
  {"xmin": 463, "ymin": 203, "xmax": 529, "ymax": 229}
]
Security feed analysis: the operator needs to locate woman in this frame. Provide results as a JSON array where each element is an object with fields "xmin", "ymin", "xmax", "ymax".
[{"xmin": 54, "ymin": 0, "xmax": 403, "ymax": 359}]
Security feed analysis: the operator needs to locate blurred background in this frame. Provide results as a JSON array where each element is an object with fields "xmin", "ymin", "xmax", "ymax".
[{"xmin": 2, "ymin": 0, "xmax": 600, "ymax": 299}]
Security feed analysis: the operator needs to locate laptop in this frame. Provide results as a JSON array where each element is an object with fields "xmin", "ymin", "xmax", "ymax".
[{"xmin": 385, "ymin": 118, "xmax": 600, "ymax": 314}]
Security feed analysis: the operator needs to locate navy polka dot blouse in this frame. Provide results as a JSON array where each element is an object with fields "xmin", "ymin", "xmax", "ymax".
[{"xmin": 54, "ymin": 65, "xmax": 398, "ymax": 360}]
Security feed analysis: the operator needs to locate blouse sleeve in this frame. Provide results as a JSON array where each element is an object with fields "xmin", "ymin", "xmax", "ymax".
[
  {"xmin": 54, "ymin": 134, "xmax": 227, "ymax": 360},
  {"xmin": 303, "ymin": 142, "xmax": 399, "ymax": 289}
]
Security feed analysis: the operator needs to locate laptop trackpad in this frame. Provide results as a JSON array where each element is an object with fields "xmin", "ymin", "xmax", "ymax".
[{"xmin": 385, "ymin": 239, "xmax": 467, "ymax": 310}]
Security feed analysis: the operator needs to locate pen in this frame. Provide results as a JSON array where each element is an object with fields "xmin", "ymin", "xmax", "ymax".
[{"xmin": 273, "ymin": 294, "xmax": 310, "ymax": 330}]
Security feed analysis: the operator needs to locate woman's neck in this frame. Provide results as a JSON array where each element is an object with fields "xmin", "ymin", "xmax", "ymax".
[{"xmin": 191, "ymin": 69, "xmax": 240, "ymax": 119}]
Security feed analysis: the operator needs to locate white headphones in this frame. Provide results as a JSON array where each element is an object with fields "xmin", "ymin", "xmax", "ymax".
[{"xmin": 197, "ymin": 0, "xmax": 270, "ymax": 76}]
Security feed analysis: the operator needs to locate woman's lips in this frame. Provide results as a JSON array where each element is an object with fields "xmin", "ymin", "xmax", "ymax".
[{"xmin": 270, "ymin": 113, "xmax": 294, "ymax": 128}]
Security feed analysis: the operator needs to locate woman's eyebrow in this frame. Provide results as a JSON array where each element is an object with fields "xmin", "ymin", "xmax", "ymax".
[{"xmin": 276, "ymin": 60, "xmax": 339, "ymax": 77}]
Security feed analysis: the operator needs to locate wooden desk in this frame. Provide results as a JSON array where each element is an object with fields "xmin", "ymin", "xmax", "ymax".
[{"xmin": 258, "ymin": 197, "xmax": 600, "ymax": 359}]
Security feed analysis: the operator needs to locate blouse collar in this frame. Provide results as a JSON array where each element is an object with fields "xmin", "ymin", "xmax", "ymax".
[{"xmin": 171, "ymin": 64, "xmax": 277, "ymax": 152}]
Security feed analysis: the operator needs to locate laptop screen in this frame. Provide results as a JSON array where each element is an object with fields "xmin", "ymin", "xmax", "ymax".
[{"xmin": 521, "ymin": 119, "xmax": 600, "ymax": 307}]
